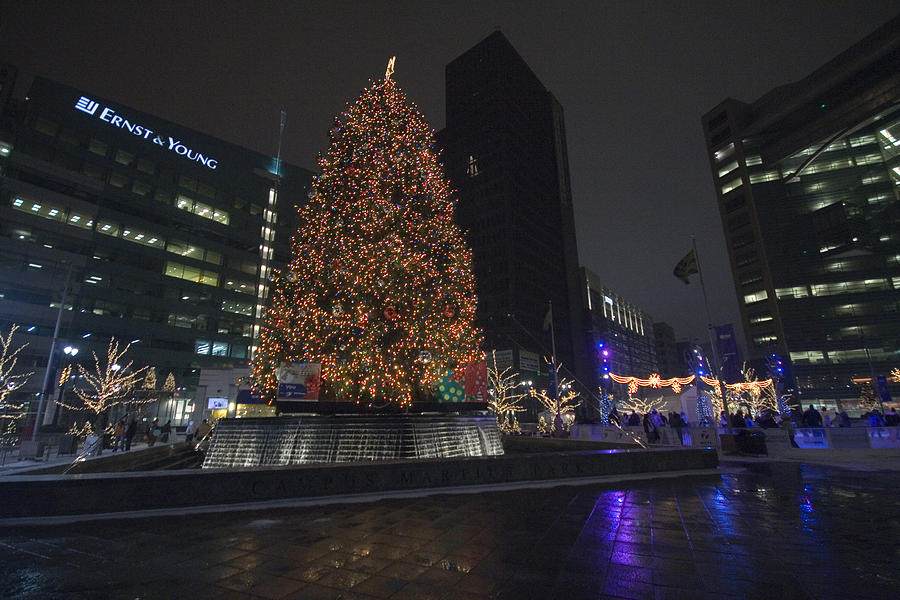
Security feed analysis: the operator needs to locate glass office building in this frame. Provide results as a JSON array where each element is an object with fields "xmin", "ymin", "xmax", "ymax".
[
  {"xmin": 0, "ymin": 70, "xmax": 313, "ymax": 427},
  {"xmin": 582, "ymin": 268, "xmax": 658, "ymax": 388},
  {"xmin": 701, "ymin": 17, "xmax": 900, "ymax": 404}
]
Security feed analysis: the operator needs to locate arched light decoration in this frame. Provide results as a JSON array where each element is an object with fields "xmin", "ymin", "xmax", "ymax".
[
  {"xmin": 700, "ymin": 376, "xmax": 773, "ymax": 394},
  {"xmin": 609, "ymin": 373, "xmax": 696, "ymax": 395}
]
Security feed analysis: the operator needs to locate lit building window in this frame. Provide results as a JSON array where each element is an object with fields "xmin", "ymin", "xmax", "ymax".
[
  {"xmin": 749, "ymin": 170, "xmax": 780, "ymax": 184},
  {"xmin": 122, "ymin": 227, "xmax": 165, "ymax": 249},
  {"xmin": 717, "ymin": 161, "xmax": 738, "ymax": 178},
  {"xmin": 774, "ymin": 286, "xmax": 809, "ymax": 299},
  {"xmin": 809, "ymin": 279, "xmax": 888, "ymax": 296},
  {"xmin": 467, "ymin": 155, "xmax": 479, "ymax": 177},
  {"xmin": 97, "ymin": 220, "xmax": 121, "ymax": 236},
  {"xmin": 224, "ymin": 279, "xmax": 255, "ymax": 295},
  {"xmin": 166, "ymin": 240, "xmax": 222, "ymax": 265},
  {"xmin": 221, "ymin": 299, "xmax": 253, "ymax": 316},
  {"xmin": 789, "ymin": 351, "xmax": 825, "ymax": 364},
  {"xmin": 713, "ymin": 143, "xmax": 734, "ymax": 163},
  {"xmin": 721, "ymin": 178, "xmax": 742, "ymax": 194},
  {"xmin": 175, "ymin": 194, "xmax": 229, "ymax": 225},
  {"xmin": 743, "ymin": 290, "xmax": 768, "ymax": 304},
  {"xmin": 165, "ymin": 261, "xmax": 219, "ymax": 287}
]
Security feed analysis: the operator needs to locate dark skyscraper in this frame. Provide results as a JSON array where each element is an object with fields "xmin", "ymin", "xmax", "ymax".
[
  {"xmin": 439, "ymin": 32, "xmax": 587, "ymax": 388},
  {"xmin": 702, "ymin": 16, "xmax": 900, "ymax": 404}
]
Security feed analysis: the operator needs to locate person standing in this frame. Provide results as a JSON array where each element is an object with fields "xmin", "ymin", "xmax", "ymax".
[
  {"xmin": 160, "ymin": 420, "xmax": 172, "ymax": 443},
  {"xmin": 803, "ymin": 404, "xmax": 823, "ymax": 427},
  {"xmin": 124, "ymin": 418, "xmax": 137, "ymax": 451},
  {"xmin": 112, "ymin": 420, "xmax": 126, "ymax": 452},
  {"xmin": 185, "ymin": 420, "xmax": 196, "ymax": 443},
  {"xmin": 147, "ymin": 418, "xmax": 159, "ymax": 447}
]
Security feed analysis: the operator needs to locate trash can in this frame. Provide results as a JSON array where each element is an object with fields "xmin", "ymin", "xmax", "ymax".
[
  {"xmin": 736, "ymin": 429, "xmax": 767, "ymax": 455},
  {"xmin": 57, "ymin": 434, "xmax": 78, "ymax": 455}
]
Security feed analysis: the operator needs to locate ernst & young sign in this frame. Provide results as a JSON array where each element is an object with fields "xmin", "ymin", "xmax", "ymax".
[{"xmin": 74, "ymin": 96, "xmax": 218, "ymax": 170}]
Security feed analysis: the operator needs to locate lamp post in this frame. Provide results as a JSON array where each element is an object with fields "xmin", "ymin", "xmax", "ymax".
[
  {"xmin": 51, "ymin": 345, "xmax": 79, "ymax": 425},
  {"xmin": 32, "ymin": 263, "xmax": 73, "ymax": 441}
]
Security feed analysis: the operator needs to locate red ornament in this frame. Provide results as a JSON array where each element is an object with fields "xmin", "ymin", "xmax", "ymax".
[
  {"xmin": 443, "ymin": 303, "xmax": 457, "ymax": 318},
  {"xmin": 383, "ymin": 305, "xmax": 398, "ymax": 321}
]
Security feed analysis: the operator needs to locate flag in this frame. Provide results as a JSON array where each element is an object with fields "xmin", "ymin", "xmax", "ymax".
[
  {"xmin": 542, "ymin": 304, "xmax": 553, "ymax": 331},
  {"xmin": 673, "ymin": 249, "xmax": 699, "ymax": 284}
]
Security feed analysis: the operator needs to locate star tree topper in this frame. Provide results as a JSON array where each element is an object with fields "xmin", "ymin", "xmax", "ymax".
[{"xmin": 385, "ymin": 56, "xmax": 396, "ymax": 81}]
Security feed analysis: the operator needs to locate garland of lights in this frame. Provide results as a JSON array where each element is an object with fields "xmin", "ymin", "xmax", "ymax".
[
  {"xmin": 609, "ymin": 373, "xmax": 695, "ymax": 394},
  {"xmin": 699, "ymin": 376, "xmax": 773, "ymax": 393}
]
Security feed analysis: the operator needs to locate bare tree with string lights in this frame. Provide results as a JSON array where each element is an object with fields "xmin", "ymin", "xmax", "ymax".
[
  {"xmin": 618, "ymin": 395, "xmax": 667, "ymax": 417},
  {"xmin": 529, "ymin": 360, "xmax": 581, "ymax": 436},
  {"xmin": 486, "ymin": 350, "xmax": 526, "ymax": 433},
  {"xmin": 58, "ymin": 338, "xmax": 148, "ymax": 428},
  {"xmin": 0, "ymin": 325, "xmax": 34, "ymax": 431}
]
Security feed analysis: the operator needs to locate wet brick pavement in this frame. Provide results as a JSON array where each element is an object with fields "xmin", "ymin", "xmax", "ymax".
[{"xmin": 1, "ymin": 461, "xmax": 898, "ymax": 599}]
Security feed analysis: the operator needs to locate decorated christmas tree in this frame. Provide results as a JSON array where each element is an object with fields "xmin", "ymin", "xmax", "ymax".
[{"xmin": 252, "ymin": 59, "xmax": 483, "ymax": 407}]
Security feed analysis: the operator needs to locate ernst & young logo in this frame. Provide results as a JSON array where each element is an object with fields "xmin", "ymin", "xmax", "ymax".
[
  {"xmin": 75, "ymin": 96, "xmax": 100, "ymax": 115},
  {"xmin": 72, "ymin": 95, "xmax": 218, "ymax": 170}
]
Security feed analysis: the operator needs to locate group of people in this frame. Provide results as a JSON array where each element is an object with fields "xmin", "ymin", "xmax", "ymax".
[
  {"xmin": 860, "ymin": 408, "xmax": 899, "ymax": 427},
  {"xmin": 111, "ymin": 418, "xmax": 139, "ymax": 452},
  {"xmin": 109, "ymin": 417, "xmax": 212, "ymax": 451},
  {"xmin": 616, "ymin": 409, "xmax": 691, "ymax": 443}
]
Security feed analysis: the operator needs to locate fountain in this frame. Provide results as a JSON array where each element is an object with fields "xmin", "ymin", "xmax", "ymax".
[{"xmin": 202, "ymin": 415, "xmax": 504, "ymax": 469}]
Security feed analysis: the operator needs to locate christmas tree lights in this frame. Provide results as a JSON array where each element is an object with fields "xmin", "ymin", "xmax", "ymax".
[{"xmin": 252, "ymin": 61, "xmax": 483, "ymax": 406}]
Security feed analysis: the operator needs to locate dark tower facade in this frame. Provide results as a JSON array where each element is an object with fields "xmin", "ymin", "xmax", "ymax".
[
  {"xmin": 439, "ymin": 32, "xmax": 588, "ymax": 388},
  {"xmin": 701, "ymin": 16, "xmax": 900, "ymax": 404}
]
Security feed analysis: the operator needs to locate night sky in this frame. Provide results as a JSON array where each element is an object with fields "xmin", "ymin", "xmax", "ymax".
[{"xmin": 2, "ymin": 1, "xmax": 896, "ymax": 353}]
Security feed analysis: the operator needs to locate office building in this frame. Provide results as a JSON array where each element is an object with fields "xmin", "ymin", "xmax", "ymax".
[
  {"xmin": 653, "ymin": 321, "xmax": 686, "ymax": 377},
  {"xmin": 0, "ymin": 69, "xmax": 313, "ymax": 427},
  {"xmin": 583, "ymin": 269, "xmax": 657, "ymax": 391},
  {"xmin": 439, "ymin": 32, "xmax": 588, "ymax": 388},
  {"xmin": 701, "ymin": 16, "xmax": 900, "ymax": 402}
]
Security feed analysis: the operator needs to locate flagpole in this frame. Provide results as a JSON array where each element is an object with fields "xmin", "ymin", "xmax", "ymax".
[
  {"xmin": 692, "ymin": 235, "xmax": 730, "ymax": 429},
  {"xmin": 548, "ymin": 300, "xmax": 556, "ymax": 363}
]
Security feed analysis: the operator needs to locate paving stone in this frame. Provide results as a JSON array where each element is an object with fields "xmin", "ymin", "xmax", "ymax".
[{"xmin": 1, "ymin": 462, "xmax": 898, "ymax": 600}]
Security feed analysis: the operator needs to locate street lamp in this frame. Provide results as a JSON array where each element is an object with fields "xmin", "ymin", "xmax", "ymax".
[{"xmin": 54, "ymin": 346, "xmax": 79, "ymax": 424}]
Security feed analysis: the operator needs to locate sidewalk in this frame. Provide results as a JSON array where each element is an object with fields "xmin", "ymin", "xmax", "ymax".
[
  {"xmin": 2, "ymin": 459, "xmax": 897, "ymax": 599},
  {"xmin": 721, "ymin": 447, "xmax": 900, "ymax": 471},
  {"xmin": 0, "ymin": 440, "xmax": 164, "ymax": 476}
]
